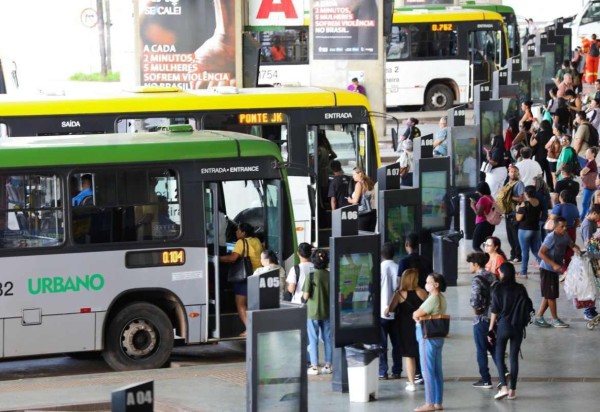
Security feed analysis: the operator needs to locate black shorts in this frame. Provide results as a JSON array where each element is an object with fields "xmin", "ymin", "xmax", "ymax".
[
  {"xmin": 540, "ymin": 268, "xmax": 559, "ymax": 299},
  {"xmin": 548, "ymin": 162, "xmax": 557, "ymax": 173}
]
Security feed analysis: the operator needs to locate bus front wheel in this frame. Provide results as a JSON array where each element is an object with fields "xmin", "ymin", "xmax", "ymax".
[
  {"xmin": 424, "ymin": 84, "xmax": 453, "ymax": 111},
  {"xmin": 103, "ymin": 302, "xmax": 174, "ymax": 371}
]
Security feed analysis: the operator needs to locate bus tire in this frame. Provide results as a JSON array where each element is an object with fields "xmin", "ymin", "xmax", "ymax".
[
  {"xmin": 424, "ymin": 84, "xmax": 453, "ymax": 111},
  {"xmin": 102, "ymin": 302, "xmax": 174, "ymax": 371}
]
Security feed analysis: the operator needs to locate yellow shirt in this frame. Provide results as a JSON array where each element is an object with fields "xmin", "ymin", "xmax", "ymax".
[{"xmin": 232, "ymin": 237, "xmax": 263, "ymax": 271}]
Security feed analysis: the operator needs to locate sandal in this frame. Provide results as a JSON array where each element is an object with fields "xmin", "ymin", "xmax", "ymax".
[
  {"xmin": 507, "ymin": 390, "xmax": 517, "ymax": 400},
  {"xmin": 516, "ymin": 273, "xmax": 528, "ymax": 279},
  {"xmin": 414, "ymin": 405, "xmax": 436, "ymax": 412}
]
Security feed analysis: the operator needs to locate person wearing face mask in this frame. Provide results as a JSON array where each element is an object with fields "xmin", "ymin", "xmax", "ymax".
[
  {"xmin": 412, "ymin": 273, "xmax": 448, "ymax": 412},
  {"xmin": 400, "ymin": 117, "xmax": 421, "ymax": 142}
]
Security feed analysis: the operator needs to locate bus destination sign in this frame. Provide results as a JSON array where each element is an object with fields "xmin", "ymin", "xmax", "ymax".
[
  {"xmin": 238, "ymin": 112, "xmax": 285, "ymax": 125},
  {"xmin": 126, "ymin": 249, "xmax": 186, "ymax": 269},
  {"xmin": 431, "ymin": 23, "xmax": 453, "ymax": 32}
]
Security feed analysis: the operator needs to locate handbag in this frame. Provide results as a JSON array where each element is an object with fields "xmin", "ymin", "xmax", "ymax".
[
  {"xmin": 419, "ymin": 295, "xmax": 450, "ymax": 339},
  {"xmin": 227, "ymin": 239, "xmax": 253, "ymax": 283},
  {"xmin": 480, "ymin": 161, "xmax": 492, "ymax": 173},
  {"xmin": 358, "ymin": 192, "xmax": 372, "ymax": 216}
]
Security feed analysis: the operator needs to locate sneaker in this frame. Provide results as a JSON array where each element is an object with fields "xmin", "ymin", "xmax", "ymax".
[
  {"xmin": 551, "ymin": 318, "xmax": 570, "ymax": 328},
  {"xmin": 584, "ymin": 312, "xmax": 598, "ymax": 321},
  {"xmin": 414, "ymin": 374, "xmax": 424, "ymax": 384},
  {"xmin": 534, "ymin": 316, "xmax": 551, "ymax": 328},
  {"xmin": 494, "ymin": 389, "xmax": 509, "ymax": 400},
  {"xmin": 379, "ymin": 374, "xmax": 388, "ymax": 380},
  {"xmin": 559, "ymin": 273, "xmax": 567, "ymax": 282},
  {"xmin": 405, "ymin": 383, "xmax": 417, "ymax": 392},
  {"xmin": 321, "ymin": 365, "xmax": 332, "ymax": 374},
  {"xmin": 307, "ymin": 366, "xmax": 319, "ymax": 375},
  {"xmin": 511, "ymin": 257, "xmax": 521, "ymax": 263},
  {"xmin": 472, "ymin": 380, "xmax": 493, "ymax": 389},
  {"xmin": 390, "ymin": 373, "xmax": 402, "ymax": 380}
]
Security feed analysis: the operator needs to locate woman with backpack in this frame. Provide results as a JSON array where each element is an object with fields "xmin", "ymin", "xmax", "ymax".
[
  {"xmin": 470, "ymin": 182, "xmax": 496, "ymax": 252},
  {"xmin": 515, "ymin": 186, "xmax": 542, "ymax": 279},
  {"xmin": 489, "ymin": 262, "xmax": 532, "ymax": 401},
  {"xmin": 484, "ymin": 135, "xmax": 507, "ymax": 196}
]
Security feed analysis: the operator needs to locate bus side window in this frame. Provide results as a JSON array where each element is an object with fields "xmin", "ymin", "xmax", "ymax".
[
  {"xmin": 0, "ymin": 174, "xmax": 64, "ymax": 249},
  {"xmin": 71, "ymin": 168, "xmax": 180, "ymax": 244}
]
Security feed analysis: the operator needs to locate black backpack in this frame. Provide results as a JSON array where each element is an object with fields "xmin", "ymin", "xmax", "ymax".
[
  {"xmin": 510, "ymin": 286, "xmax": 535, "ymax": 337},
  {"xmin": 566, "ymin": 147, "xmax": 582, "ymax": 176},
  {"xmin": 585, "ymin": 123, "xmax": 599, "ymax": 148},
  {"xmin": 475, "ymin": 273, "xmax": 497, "ymax": 312}
]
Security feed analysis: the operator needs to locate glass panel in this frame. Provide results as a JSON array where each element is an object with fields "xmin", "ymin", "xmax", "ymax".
[
  {"xmin": 386, "ymin": 25, "xmax": 409, "ymax": 60},
  {"xmin": 409, "ymin": 24, "xmax": 457, "ymax": 59},
  {"xmin": 321, "ymin": 126, "xmax": 359, "ymax": 175},
  {"xmin": 251, "ymin": 29, "xmax": 309, "ymax": 64},
  {"xmin": 222, "ymin": 180, "xmax": 266, "ymax": 245},
  {"xmin": 71, "ymin": 169, "xmax": 180, "ymax": 244},
  {"xmin": 116, "ymin": 117, "xmax": 197, "ymax": 133},
  {"xmin": 0, "ymin": 174, "xmax": 64, "ymax": 248},
  {"xmin": 0, "ymin": 123, "xmax": 7, "ymax": 137},
  {"xmin": 265, "ymin": 182, "xmax": 280, "ymax": 259}
]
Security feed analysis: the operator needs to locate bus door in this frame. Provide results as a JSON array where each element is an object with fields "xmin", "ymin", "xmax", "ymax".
[
  {"xmin": 469, "ymin": 29, "xmax": 500, "ymax": 94},
  {"xmin": 308, "ymin": 123, "xmax": 369, "ymax": 247}
]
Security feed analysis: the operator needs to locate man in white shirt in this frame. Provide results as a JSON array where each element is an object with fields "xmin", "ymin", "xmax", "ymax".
[
  {"xmin": 516, "ymin": 147, "xmax": 542, "ymax": 186},
  {"xmin": 285, "ymin": 242, "xmax": 313, "ymax": 304},
  {"xmin": 379, "ymin": 242, "xmax": 402, "ymax": 380}
]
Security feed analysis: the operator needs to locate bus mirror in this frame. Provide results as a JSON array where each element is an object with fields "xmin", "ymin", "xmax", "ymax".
[{"xmin": 392, "ymin": 128, "xmax": 398, "ymax": 152}]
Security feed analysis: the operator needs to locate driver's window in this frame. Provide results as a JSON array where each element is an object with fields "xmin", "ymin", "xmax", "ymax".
[{"xmin": 583, "ymin": 3, "xmax": 600, "ymax": 23}]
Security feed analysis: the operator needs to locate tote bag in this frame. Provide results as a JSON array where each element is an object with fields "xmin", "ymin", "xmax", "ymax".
[
  {"xmin": 358, "ymin": 192, "xmax": 372, "ymax": 216},
  {"xmin": 227, "ymin": 239, "xmax": 253, "ymax": 283},
  {"xmin": 420, "ymin": 296, "xmax": 450, "ymax": 339}
]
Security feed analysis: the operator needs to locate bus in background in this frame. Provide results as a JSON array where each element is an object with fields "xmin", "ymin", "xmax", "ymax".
[
  {"xmin": 386, "ymin": 9, "xmax": 509, "ymax": 110},
  {"xmin": 395, "ymin": 3, "xmax": 520, "ymax": 58},
  {"xmin": 0, "ymin": 128, "xmax": 295, "ymax": 370},
  {"xmin": 570, "ymin": 0, "xmax": 600, "ymax": 47},
  {"xmin": 0, "ymin": 86, "xmax": 380, "ymax": 247},
  {"xmin": 249, "ymin": 19, "xmax": 309, "ymax": 86}
]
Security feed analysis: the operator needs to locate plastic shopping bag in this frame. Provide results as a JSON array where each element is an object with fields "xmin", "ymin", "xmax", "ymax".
[{"xmin": 564, "ymin": 255, "xmax": 597, "ymax": 302}]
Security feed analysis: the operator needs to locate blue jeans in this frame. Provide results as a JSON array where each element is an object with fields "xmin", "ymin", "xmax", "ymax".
[
  {"xmin": 416, "ymin": 324, "xmax": 444, "ymax": 405},
  {"xmin": 379, "ymin": 318, "xmax": 402, "ymax": 377},
  {"xmin": 578, "ymin": 155, "xmax": 587, "ymax": 169},
  {"xmin": 517, "ymin": 228, "xmax": 541, "ymax": 274},
  {"xmin": 581, "ymin": 188, "xmax": 595, "ymax": 220},
  {"xmin": 307, "ymin": 319, "xmax": 332, "ymax": 366},
  {"xmin": 473, "ymin": 320, "xmax": 496, "ymax": 383}
]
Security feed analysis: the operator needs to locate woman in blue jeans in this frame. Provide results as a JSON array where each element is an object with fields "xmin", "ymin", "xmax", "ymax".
[
  {"xmin": 515, "ymin": 185, "xmax": 542, "ymax": 278},
  {"xmin": 302, "ymin": 249, "xmax": 332, "ymax": 375},
  {"xmin": 580, "ymin": 147, "xmax": 598, "ymax": 220},
  {"xmin": 413, "ymin": 273, "xmax": 447, "ymax": 412}
]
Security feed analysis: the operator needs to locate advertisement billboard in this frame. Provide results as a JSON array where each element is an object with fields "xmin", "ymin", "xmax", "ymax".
[
  {"xmin": 313, "ymin": 0, "xmax": 378, "ymax": 60},
  {"xmin": 138, "ymin": 0, "xmax": 236, "ymax": 89}
]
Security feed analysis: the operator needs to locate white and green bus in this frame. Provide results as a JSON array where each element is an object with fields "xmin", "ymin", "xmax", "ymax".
[{"xmin": 0, "ymin": 128, "xmax": 295, "ymax": 370}]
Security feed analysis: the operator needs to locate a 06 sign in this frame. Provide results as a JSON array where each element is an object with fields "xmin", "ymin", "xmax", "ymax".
[{"xmin": 248, "ymin": 0, "xmax": 305, "ymax": 26}]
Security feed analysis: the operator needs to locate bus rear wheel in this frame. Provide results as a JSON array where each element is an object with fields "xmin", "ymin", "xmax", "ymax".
[
  {"xmin": 424, "ymin": 84, "xmax": 453, "ymax": 111},
  {"xmin": 103, "ymin": 302, "xmax": 174, "ymax": 371}
]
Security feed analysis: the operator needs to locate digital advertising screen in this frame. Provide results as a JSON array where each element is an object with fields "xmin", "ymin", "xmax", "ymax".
[
  {"xmin": 257, "ymin": 329, "xmax": 302, "ymax": 411},
  {"xmin": 338, "ymin": 252, "xmax": 375, "ymax": 329},
  {"xmin": 499, "ymin": 85, "xmax": 520, "ymax": 128},
  {"xmin": 480, "ymin": 108, "xmax": 502, "ymax": 149},
  {"xmin": 512, "ymin": 71, "xmax": 532, "ymax": 110},
  {"xmin": 386, "ymin": 205, "xmax": 416, "ymax": 247},
  {"xmin": 331, "ymin": 234, "xmax": 380, "ymax": 347},
  {"xmin": 421, "ymin": 170, "xmax": 448, "ymax": 229},
  {"xmin": 543, "ymin": 49, "xmax": 556, "ymax": 84},
  {"xmin": 450, "ymin": 127, "xmax": 479, "ymax": 189},
  {"xmin": 247, "ymin": 306, "xmax": 307, "ymax": 412},
  {"xmin": 529, "ymin": 58, "xmax": 546, "ymax": 103}
]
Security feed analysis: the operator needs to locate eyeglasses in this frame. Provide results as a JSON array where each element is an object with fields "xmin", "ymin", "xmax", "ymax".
[{"xmin": 482, "ymin": 242, "xmax": 494, "ymax": 247}]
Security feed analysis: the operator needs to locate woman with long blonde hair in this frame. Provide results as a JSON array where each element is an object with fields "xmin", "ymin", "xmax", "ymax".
[{"xmin": 347, "ymin": 166, "xmax": 377, "ymax": 231}]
